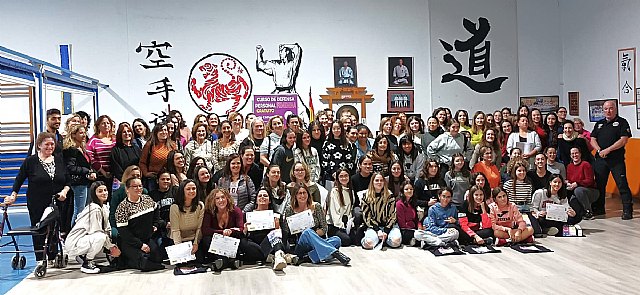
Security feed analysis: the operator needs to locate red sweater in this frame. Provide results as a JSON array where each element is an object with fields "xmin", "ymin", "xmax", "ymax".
[
  {"xmin": 566, "ymin": 161, "xmax": 596, "ymax": 188},
  {"xmin": 201, "ymin": 206, "xmax": 244, "ymax": 237},
  {"xmin": 458, "ymin": 201, "xmax": 492, "ymax": 237},
  {"xmin": 395, "ymin": 199, "xmax": 418, "ymax": 229}
]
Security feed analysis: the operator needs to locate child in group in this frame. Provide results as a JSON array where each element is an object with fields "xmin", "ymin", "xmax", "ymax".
[
  {"xmin": 396, "ymin": 181, "xmax": 420, "ymax": 246},
  {"xmin": 444, "ymin": 153, "xmax": 470, "ymax": 206},
  {"xmin": 457, "ymin": 185, "xmax": 494, "ymax": 245},
  {"xmin": 489, "ymin": 187, "xmax": 534, "ymax": 246},
  {"xmin": 326, "ymin": 168, "xmax": 355, "ymax": 246},
  {"xmin": 414, "ymin": 188, "xmax": 459, "ymax": 248}
]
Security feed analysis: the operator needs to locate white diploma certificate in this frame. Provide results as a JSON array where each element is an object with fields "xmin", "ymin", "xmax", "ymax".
[
  {"xmin": 165, "ymin": 241, "xmax": 196, "ymax": 265},
  {"xmin": 286, "ymin": 209, "xmax": 315, "ymax": 234},
  {"xmin": 208, "ymin": 233, "xmax": 240, "ymax": 258},
  {"xmin": 545, "ymin": 203, "xmax": 568, "ymax": 222},
  {"xmin": 246, "ymin": 210, "xmax": 276, "ymax": 231}
]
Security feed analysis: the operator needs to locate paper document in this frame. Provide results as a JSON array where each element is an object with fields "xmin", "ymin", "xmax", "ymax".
[
  {"xmin": 286, "ymin": 209, "xmax": 315, "ymax": 234},
  {"xmin": 208, "ymin": 234, "xmax": 240, "ymax": 258},
  {"xmin": 545, "ymin": 203, "xmax": 568, "ymax": 222},
  {"xmin": 246, "ymin": 210, "xmax": 275, "ymax": 231},
  {"xmin": 165, "ymin": 241, "xmax": 196, "ymax": 265}
]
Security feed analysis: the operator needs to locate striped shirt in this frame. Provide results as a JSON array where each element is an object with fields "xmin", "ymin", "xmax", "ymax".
[
  {"xmin": 502, "ymin": 179, "xmax": 533, "ymax": 205},
  {"xmin": 362, "ymin": 190, "xmax": 397, "ymax": 232},
  {"xmin": 87, "ymin": 136, "xmax": 115, "ymax": 172}
]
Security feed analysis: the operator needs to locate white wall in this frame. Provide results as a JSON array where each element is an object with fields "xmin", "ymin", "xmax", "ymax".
[
  {"xmin": 560, "ymin": 0, "xmax": 640, "ymax": 133},
  {"xmin": 1, "ymin": 0, "xmax": 596, "ymax": 134}
]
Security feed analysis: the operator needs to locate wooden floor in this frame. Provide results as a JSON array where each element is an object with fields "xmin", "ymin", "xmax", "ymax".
[{"xmin": 6, "ymin": 199, "xmax": 640, "ymax": 295}]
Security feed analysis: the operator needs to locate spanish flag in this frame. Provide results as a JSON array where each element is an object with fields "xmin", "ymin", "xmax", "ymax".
[{"xmin": 308, "ymin": 86, "xmax": 315, "ymax": 122}]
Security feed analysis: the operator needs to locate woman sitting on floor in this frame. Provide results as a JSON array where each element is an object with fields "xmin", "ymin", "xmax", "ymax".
[
  {"xmin": 361, "ymin": 173, "xmax": 402, "ymax": 249},
  {"xmin": 457, "ymin": 185, "xmax": 494, "ymax": 245},
  {"xmin": 396, "ymin": 180, "xmax": 420, "ymax": 246},
  {"xmin": 326, "ymin": 168, "xmax": 355, "ymax": 246},
  {"xmin": 281, "ymin": 183, "xmax": 351, "ymax": 266},
  {"xmin": 169, "ymin": 179, "xmax": 205, "ymax": 263}
]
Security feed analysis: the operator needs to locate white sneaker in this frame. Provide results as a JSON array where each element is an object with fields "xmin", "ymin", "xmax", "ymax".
[
  {"xmin": 409, "ymin": 238, "xmax": 416, "ymax": 247},
  {"xmin": 273, "ymin": 251, "xmax": 287, "ymax": 271},
  {"xmin": 80, "ymin": 261, "xmax": 100, "ymax": 274}
]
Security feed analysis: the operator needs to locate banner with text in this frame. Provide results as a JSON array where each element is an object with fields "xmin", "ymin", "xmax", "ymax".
[{"xmin": 253, "ymin": 94, "xmax": 298, "ymax": 124}]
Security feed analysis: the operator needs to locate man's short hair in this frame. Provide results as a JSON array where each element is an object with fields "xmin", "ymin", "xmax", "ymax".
[{"xmin": 46, "ymin": 108, "xmax": 61, "ymax": 118}]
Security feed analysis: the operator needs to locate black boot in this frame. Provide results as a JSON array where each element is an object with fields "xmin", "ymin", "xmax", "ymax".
[{"xmin": 331, "ymin": 251, "xmax": 351, "ymax": 266}]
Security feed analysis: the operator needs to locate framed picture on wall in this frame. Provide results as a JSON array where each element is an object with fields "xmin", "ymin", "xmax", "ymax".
[
  {"xmin": 618, "ymin": 47, "xmax": 636, "ymax": 105},
  {"xmin": 388, "ymin": 57, "xmax": 413, "ymax": 88},
  {"xmin": 333, "ymin": 56, "xmax": 357, "ymax": 87},
  {"xmin": 588, "ymin": 99, "xmax": 618, "ymax": 122},
  {"xmin": 387, "ymin": 90, "xmax": 414, "ymax": 112},
  {"xmin": 519, "ymin": 95, "xmax": 559, "ymax": 114}
]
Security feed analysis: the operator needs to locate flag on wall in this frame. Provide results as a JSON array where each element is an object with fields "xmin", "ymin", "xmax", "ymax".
[{"xmin": 308, "ymin": 86, "xmax": 315, "ymax": 122}]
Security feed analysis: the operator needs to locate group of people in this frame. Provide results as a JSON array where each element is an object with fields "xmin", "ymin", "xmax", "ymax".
[{"xmin": 2, "ymin": 99, "xmax": 633, "ymax": 275}]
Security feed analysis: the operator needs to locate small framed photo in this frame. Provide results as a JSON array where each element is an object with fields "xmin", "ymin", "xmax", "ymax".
[
  {"xmin": 387, "ymin": 90, "xmax": 414, "ymax": 112},
  {"xmin": 519, "ymin": 95, "xmax": 559, "ymax": 114},
  {"xmin": 333, "ymin": 56, "xmax": 357, "ymax": 87},
  {"xmin": 588, "ymin": 99, "xmax": 618, "ymax": 122},
  {"xmin": 388, "ymin": 57, "xmax": 413, "ymax": 88}
]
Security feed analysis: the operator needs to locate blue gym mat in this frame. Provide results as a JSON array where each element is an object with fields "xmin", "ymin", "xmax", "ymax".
[{"xmin": 0, "ymin": 209, "xmax": 35, "ymax": 294}]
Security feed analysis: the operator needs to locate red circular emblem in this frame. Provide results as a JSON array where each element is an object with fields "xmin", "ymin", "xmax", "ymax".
[{"xmin": 188, "ymin": 53, "xmax": 252, "ymax": 115}]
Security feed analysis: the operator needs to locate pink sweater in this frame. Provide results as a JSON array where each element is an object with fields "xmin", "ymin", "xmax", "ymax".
[
  {"xmin": 86, "ymin": 136, "xmax": 115, "ymax": 172},
  {"xmin": 489, "ymin": 202, "xmax": 526, "ymax": 231}
]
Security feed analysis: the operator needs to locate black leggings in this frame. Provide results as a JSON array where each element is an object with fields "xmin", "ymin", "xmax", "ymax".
[
  {"xmin": 327, "ymin": 225, "xmax": 353, "ymax": 246},
  {"xmin": 457, "ymin": 226, "xmax": 494, "ymax": 245},
  {"xmin": 400, "ymin": 228, "xmax": 416, "ymax": 245},
  {"xmin": 119, "ymin": 238, "xmax": 164, "ymax": 271},
  {"xmin": 200, "ymin": 235, "xmax": 264, "ymax": 264}
]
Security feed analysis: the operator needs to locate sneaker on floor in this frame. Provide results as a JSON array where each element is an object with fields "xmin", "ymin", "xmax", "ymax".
[
  {"xmin": 409, "ymin": 238, "xmax": 416, "ymax": 247},
  {"xmin": 273, "ymin": 251, "xmax": 287, "ymax": 271},
  {"xmin": 547, "ymin": 227, "xmax": 559, "ymax": 236},
  {"xmin": 80, "ymin": 261, "xmax": 100, "ymax": 274},
  {"xmin": 283, "ymin": 253, "xmax": 298, "ymax": 265},
  {"xmin": 75, "ymin": 255, "xmax": 86, "ymax": 265},
  {"xmin": 483, "ymin": 237, "xmax": 494, "ymax": 246},
  {"xmin": 583, "ymin": 210, "xmax": 595, "ymax": 220},
  {"xmin": 622, "ymin": 211, "xmax": 634, "ymax": 220},
  {"xmin": 266, "ymin": 254, "xmax": 274, "ymax": 263},
  {"xmin": 496, "ymin": 238, "xmax": 509, "ymax": 247}
]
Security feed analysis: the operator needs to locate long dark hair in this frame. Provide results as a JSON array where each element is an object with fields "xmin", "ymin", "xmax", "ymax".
[
  {"xmin": 448, "ymin": 153, "xmax": 470, "ymax": 178},
  {"xmin": 398, "ymin": 135, "xmax": 418, "ymax": 162},
  {"xmin": 223, "ymin": 153, "xmax": 244, "ymax": 177},
  {"xmin": 470, "ymin": 172, "xmax": 491, "ymax": 201},
  {"xmin": 333, "ymin": 168, "xmax": 354, "ymax": 208},
  {"xmin": 166, "ymin": 150, "xmax": 185, "ymax": 175},
  {"xmin": 132, "ymin": 118, "xmax": 151, "ymax": 140},
  {"xmin": 187, "ymin": 156, "xmax": 206, "ymax": 181},
  {"xmin": 328, "ymin": 121, "xmax": 348, "ymax": 148},
  {"xmin": 89, "ymin": 181, "xmax": 107, "ymax": 206},
  {"xmin": 174, "ymin": 179, "xmax": 199, "ymax": 213},
  {"xmin": 546, "ymin": 174, "xmax": 567, "ymax": 200}
]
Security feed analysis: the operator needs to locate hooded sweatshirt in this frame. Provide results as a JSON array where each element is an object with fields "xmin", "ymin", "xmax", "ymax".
[
  {"xmin": 427, "ymin": 132, "xmax": 471, "ymax": 165},
  {"xmin": 424, "ymin": 202, "xmax": 458, "ymax": 235},
  {"xmin": 65, "ymin": 203, "xmax": 114, "ymax": 257}
]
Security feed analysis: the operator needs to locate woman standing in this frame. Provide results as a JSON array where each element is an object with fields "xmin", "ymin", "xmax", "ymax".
[
  {"xmin": 271, "ymin": 128, "xmax": 297, "ymax": 183},
  {"xmin": 193, "ymin": 165, "xmax": 215, "ymax": 203},
  {"xmin": 308, "ymin": 120, "xmax": 326, "ymax": 163},
  {"xmin": 6, "ymin": 132, "xmax": 71, "ymax": 266},
  {"xmin": 169, "ymin": 179, "xmax": 205, "ymax": 263},
  {"xmin": 557, "ymin": 121, "xmax": 593, "ymax": 165},
  {"xmin": 183, "ymin": 122, "xmax": 213, "ymax": 171},
  {"xmin": 406, "ymin": 116, "xmax": 424, "ymax": 146},
  {"xmin": 530, "ymin": 108, "xmax": 548, "ymax": 151},
  {"xmin": 211, "ymin": 120, "xmax": 240, "ymax": 172},
  {"xmin": 386, "ymin": 161, "xmax": 409, "ymax": 197},
  {"xmin": 87, "ymin": 115, "xmax": 116, "ymax": 194},
  {"xmin": 206, "ymin": 113, "xmax": 220, "ymax": 141},
  {"xmin": 282, "ymin": 184, "xmax": 351, "ymax": 266},
  {"xmin": 543, "ymin": 112, "xmax": 561, "ymax": 148},
  {"xmin": 321, "ymin": 121, "xmax": 356, "ymax": 186},
  {"xmin": 469, "ymin": 128, "xmax": 501, "ymax": 168},
  {"xmin": 229, "ymin": 112, "xmax": 249, "ymax": 142},
  {"xmin": 132, "ymin": 118, "xmax": 151, "ymax": 150},
  {"xmin": 361, "ymin": 173, "xmax": 402, "ymax": 249},
  {"xmin": 427, "ymin": 121, "xmax": 472, "ymax": 172},
  {"xmin": 471, "ymin": 147, "xmax": 502, "ymax": 189},
  {"xmin": 498, "ymin": 120, "xmax": 513, "ymax": 163},
  {"xmin": 454, "ymin": 109, "xmax": 471, "ymax": 132},
  {"xmin": 240, "ymin": 146, "xmax": 263, "ymax": 195},
  {"xmin": 238, "ymin": 119, "xmax": 265, "ymax": 163},
  {"xmin": 367, "ymin": 134, "xmax": 397, "ymax": 177},
  {"xmin": 469, "ymin": 111, "xmax": 487, "ymax": 147},
  {"xmin": 140, "ymin": 123, "xmax": 177, "ymax": 191},
  {"xmin": 445, "ymin": 153, "xmax": 471, "ymax": 206},
  {"xmin": 217, "ymin": 154, "xmax": 256, "ymax": 212},
  {"xmin": 421, "ymin": 117, "xmax": 445, "ymax": 153},
  {"xmin": 63, "ymin": 125, "xmax": 97, "ymax": 224},
  {"xmin": 414, "ymin": 159, "xmax": 446, "ymax": 211},
  {"xmin": 398, "ymin": 136, "xmax": 426, "ymax": 182},
  {"xmin": 170, "ymin": 110, "xmax": 191, "ymax": 146},
  {"xmin": 506, "ymin": 116, "xmax": 541, "ymax": 165},
  {"xmin": 293, "ymin": 129, "xmax": 321, "ymax": 183},
  {"xmin": 110, "ymin": 122, "xmax": 141, "ymax": 183},
  {"xmin": 260, "ymin": 116, "xmax": 284, "ymax": 167}
]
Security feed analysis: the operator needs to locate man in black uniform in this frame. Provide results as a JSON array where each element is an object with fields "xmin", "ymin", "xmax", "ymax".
[{"xmin": 590, "ymin": 100, "xmax": 634, "ymax": 219}]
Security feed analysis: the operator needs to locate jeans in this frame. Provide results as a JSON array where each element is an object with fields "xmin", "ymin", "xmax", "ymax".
[
  {"xmin": 572, "ymin": 187, "xmax": 599, "ymax": 212},
  {"xmin": 414, "ymin": 228, "xmax": 459, "ymax": 247},
  {"xmin": 593, "ymin": 156, "xmax": 633, "ymax": 212},
  {"xmin": 293, "ymin": 228, "xmax": 341, "ymax": 263},
  {"xmin": 361, "ymin": 227, "xmax": 402, "ymax": 249},
  {"xmin": 71, "ymin": 185, "xmax": 88, "ymax": 225}
]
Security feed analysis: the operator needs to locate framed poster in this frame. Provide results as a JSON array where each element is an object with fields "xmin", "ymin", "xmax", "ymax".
[
  {"xmin": 568, "ymin": 92, "xmax": 579, "ymax": 116},
  {"xmin": 388, "ymin": 57, "xmax": 413, "ymax": 88},
  {"xmin": 519, "ymin": 96, "xmax": 559, "ymax": 114},
  {"xmin": 387, "ymin": 90, "xmax": 414, "ymax": 112},
  {"xmin": 588, "ymin": 99, "xmax": 618, "ymax": 122},
  {"xmin": 333, "ymin": 57, "xmax": 357, "ymax": 87},
  {"xmin": 618, "ymin": 48, "xmax": 636, "ymax": 105}
]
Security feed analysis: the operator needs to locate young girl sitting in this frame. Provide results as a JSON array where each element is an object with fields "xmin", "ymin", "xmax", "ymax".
[
  {"xmin": 457, "ymin": 185, "xmax": 494, "ymax": 245},
  {"xmin": 414, "ymin": 188, "xmax": 459, "ymax": 248},
  {"xmin": 444, "ymin": 153, "xmax": 470, "ymax": 206},
  {"xmin": 326, "ymin": 168, "xmax": 355, "ymax": 246},
  {"xmin": 489, "ymin": 187, "xmax": 534, "ymax": 246},
  {"xmin": 396, "ymin": 181, "xmax": 420, "ymax": 246},
  {"xmin": 531, "ymin": 174, "xmax": 583, "ymax": 236}
]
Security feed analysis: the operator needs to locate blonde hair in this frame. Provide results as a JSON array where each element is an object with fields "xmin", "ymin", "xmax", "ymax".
[
  {"xmin": 205, "ymin": 188, "xmax": 235, "ymax": 214},
  {"xmin": 63, "ymin": 124, "xmax": 86, "ymax": 150},
  {"xmin": 365, "ymin": 172, "xmax": 391, "ymax": 203}
]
